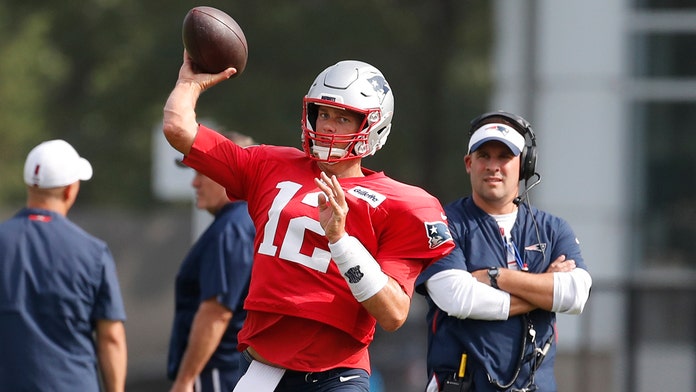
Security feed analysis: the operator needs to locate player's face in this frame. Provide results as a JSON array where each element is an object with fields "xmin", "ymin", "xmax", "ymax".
[
  {"xmin": 314, "ymin": 106, "xmax": 364, "ymax": 149},
  {"xmin": 192, "ymin": 171, "xmax": 229, "ymax": 214},
  {"xmin": 465, "ymin": 141, "xmax": 520, "ymax": 213}
]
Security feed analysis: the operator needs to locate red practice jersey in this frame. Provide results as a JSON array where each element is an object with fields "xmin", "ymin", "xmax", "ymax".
[{"xmin": 184, "ymin": 125, "xmax": 454, "ymax": 372}]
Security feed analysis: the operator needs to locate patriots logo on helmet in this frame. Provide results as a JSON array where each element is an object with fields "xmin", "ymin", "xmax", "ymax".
[
  {"xmin": 367, "ymin": 75, "xmax": 390, "ymax": 104},
  {"xmin": 344, "ymin": 265, "xmax": 365, "ymax": 284},
  {"xmin": 425, "ymin": 222, "xmax": 453, "ymax": 249}
]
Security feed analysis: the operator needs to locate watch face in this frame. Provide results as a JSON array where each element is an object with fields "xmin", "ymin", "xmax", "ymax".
[{"xmin": 487, "ymin": 267, "xmax": 499, "ymax": 289}]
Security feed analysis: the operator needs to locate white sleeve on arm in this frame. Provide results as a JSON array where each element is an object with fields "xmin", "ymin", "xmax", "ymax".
[
  {"xmin": 425, "ymin": 269, "xmax": 510, "ymax": 320},
  {"xmin": 552, "ymin": 268, "xmax": 593, "ymax": 314}
]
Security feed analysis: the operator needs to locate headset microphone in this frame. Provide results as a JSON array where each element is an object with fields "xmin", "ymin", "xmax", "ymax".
[{"xmin": 513, "ymin": 173, "xmax": 542, "ymax": 206}]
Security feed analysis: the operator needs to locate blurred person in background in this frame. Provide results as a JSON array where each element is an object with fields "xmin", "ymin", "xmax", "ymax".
[
  {"xmin": 167, "ymin": 131, "xmax": 256, "ymax": 392},
  {"xmin": 0, "ymin": 139, "xmax": 127, "ymax": 392}
]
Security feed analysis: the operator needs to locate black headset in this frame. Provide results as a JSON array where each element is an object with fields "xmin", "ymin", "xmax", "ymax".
[{"xmin": 468, "ymin": 110, "xmax": 538, "ymax": 182}]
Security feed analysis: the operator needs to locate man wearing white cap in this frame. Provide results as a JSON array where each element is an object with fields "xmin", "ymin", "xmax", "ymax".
[
  {"xmin": 0, "ymin": 139, "xmax": 127, "ymax": 391},
  {"xmin": 416, "ymin": 112, "xmax": 592, "ymax": 391}
]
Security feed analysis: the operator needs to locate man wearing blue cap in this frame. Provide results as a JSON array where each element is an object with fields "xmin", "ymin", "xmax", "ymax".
[
  {"xmin": 0, "ymin": 140, "xmax": 127, "ymax": 391},
  {"xmin": 416, "ymin": 112, "xmax": 592, "ymax": 391}
]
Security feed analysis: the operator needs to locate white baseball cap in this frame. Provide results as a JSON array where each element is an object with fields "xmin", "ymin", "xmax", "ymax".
[
  {"xmin": 24, "ymin": 139, "xmax": 93, "ymax": 188},
  {"xmin": 468, "ymin": 123, "xmax": 526, "ymax": 156}
]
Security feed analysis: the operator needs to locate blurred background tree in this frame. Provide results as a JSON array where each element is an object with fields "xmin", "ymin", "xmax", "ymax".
[{"xmin": 0, "ymin": 0, "xmax": 492, "ymax": 208}]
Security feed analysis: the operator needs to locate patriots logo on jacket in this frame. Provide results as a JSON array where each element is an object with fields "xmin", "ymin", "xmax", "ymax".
[
  {"xmin": 425, "ymin": 222, "xmax": 453, "ymax": 249},
  {"xmin": 524, "ymin": 243, "xmax": 547, "ymax": 252}
]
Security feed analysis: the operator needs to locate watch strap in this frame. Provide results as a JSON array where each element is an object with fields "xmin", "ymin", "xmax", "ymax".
[{"xmin": 488, "ymin": 267, "xmax": 500, "ymax": 289}]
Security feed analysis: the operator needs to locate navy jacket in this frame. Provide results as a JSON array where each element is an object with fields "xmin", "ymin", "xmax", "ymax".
[
  {"xmin": 416, "ymin": 197, "xmax": 586, "ymax": 391},
  {"xmin": 0, "ymin": 208, "xmax": 125, "ymax": 391},
  {"xmin": 167, "ymin": 201, "xmax": 255, "ymax": 381}
]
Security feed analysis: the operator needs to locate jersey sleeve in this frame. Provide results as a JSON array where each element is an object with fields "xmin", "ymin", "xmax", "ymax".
[
  {"xmin": 550, "ymin": 217, "xmax": 587, "ymax": 271},
  {"xmin": 92, "ymin": 246, "xmax": 126, "ymax": 321},
  {"xmin": 199, "ymin": 210, "xmax": 255, "ymax": 311},
  {"xmin": 184, "ymin": 125, "xmax": 305, "ymax": 207},
  {"xmin": 183, "ymin": 125, "xmax": 256, "ymax": 200},
  {"xmin": 416, "ymin": 200, "xmax": 468, "ymax": 295},
  {"xmin": 415, "ymin": 242, "xmax": 467, "ymax": 296},
  {"xmin": 415, "ymin": 210, "xmax": 468, "ymax": 296},
  {"xmin": 376, "ymin": 194, "xmax": 454, "ymax": 297}
]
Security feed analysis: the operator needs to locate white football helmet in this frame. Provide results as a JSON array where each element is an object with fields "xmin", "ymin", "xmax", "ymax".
[{"xmin": 301, "ymin": 60, "xmax": 394, "ymax": 162}]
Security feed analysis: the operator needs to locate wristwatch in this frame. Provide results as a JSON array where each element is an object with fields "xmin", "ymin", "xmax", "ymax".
[{"xmin": 487, "ymin": 267, "xmax": 500, "ymax": 289}]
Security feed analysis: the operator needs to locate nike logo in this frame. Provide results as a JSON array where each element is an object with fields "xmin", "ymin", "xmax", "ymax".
[{"xmin": 339, "ymin": 375, "xmax": 361, "ymax": 382}]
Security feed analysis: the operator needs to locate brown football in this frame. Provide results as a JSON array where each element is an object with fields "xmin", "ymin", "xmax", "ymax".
[{"xmin": 182, "ymin": 6, "xmax": 248, "ymax": 75}]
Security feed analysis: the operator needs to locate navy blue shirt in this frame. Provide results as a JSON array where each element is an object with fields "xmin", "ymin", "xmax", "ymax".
[
  {"xmin": 416, "ymin": 197, "xmax": 586, "ymax": 392},
  {"xmin": 167, "ymin": 201, "xmax": 255, "ymax": 380},
  {"xmin": 0, "ymin": 208, "xmax": 126, "ymax": 391}
]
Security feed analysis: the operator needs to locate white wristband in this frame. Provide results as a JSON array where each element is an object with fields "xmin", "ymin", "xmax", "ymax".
[{"xmin": 329, "ymin": 235, "xmax": 389, "ymax": 302}]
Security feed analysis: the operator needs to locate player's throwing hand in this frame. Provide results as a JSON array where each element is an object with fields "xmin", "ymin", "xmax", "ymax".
[{"xmin": 178, "ymin": 50, "xmax": 237, "ymax": 93}]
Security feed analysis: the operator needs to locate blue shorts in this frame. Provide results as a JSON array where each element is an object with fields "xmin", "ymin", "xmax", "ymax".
[
  {"xmin": 239, "ymin": 349, "xmax": 370, "ymax": 392},
  {"xmin": 195, "ymin": 366, "xmax": 240, "ymax": 392}
]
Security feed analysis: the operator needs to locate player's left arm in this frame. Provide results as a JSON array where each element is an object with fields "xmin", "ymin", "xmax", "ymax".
[
  {"xmin": 361, "ymin": 277, "xmax": 411, "ymax": 332},
  {"xmin": 328, "ymin": 231, "xmax": 411, "ymax": 331},
  {"xmin": 315, "ymin": 173, "xmax": 411, "ymax": 331}
]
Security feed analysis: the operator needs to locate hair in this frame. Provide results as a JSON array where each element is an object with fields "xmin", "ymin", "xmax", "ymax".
[
  {"xmin": 27, "ymin": 186, "xmax": 66, "ymax": 198},
  {"xmin": 223, "ymin": 131, "xmax": 255, "ymax": 147}
]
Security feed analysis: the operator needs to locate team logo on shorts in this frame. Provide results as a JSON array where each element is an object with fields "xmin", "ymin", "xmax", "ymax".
[
  {"xmin": 344, "ymin": 265, "xmax": 365, "ymax": 284},
  {"xmin": 425, "ymin": 222, "xmax": 453, "ymax": 249}
]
